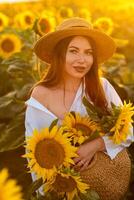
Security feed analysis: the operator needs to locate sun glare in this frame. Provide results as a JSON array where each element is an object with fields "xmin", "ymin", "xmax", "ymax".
[{"xmin": 0, "ymin": 0, "xmax": 40, "ymax": 3}]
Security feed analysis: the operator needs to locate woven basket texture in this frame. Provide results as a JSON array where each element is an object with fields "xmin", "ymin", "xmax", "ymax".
[{"xmin": 80, "ymin": 149, "xmax": 131, "ymax": 200}]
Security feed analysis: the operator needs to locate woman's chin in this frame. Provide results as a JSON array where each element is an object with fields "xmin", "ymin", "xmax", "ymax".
[
  {"xmin": 72, "ymin": 73, "xmax": 85, "ymax": 79},
  {"xmin": 64, "ymin": 71, "xmax": 86, "ymax": 80}
]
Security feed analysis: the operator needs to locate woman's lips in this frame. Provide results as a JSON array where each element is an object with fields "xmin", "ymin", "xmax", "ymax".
[{"xmin": 73, "ymin": 66, "xmax": 86, "ymax": 72}]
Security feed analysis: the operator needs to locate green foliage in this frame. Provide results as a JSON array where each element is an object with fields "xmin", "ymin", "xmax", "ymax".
[
  {"xmin": 79, "ymin": 190, "xmax": 100, "ymax": 200},
  {"xmin": 82, "ymin": 96, "xmax": 104, "ymax": 121},
  {"xmin": 25, "ymin": 178, "xmax": 43, "ymax": 200},
  {"xmin": 49, "ymin": 118, "xmax": 59, "ymax": 131},
  {"xmin": 82, "ymin": 96, "xmax": 123, "ymax": 133},
  {"xmin": 28, "ymin": 189, "xmax": 100, "ymax": 200}
]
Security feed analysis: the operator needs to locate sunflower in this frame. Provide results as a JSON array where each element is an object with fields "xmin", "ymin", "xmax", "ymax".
[
  {"xmin": 57, "ymin": 6, "xmax": 74, "ymax": 23},
  {"xmin": 41, "ymin": 9, "xmax": 56, "ymax": 18},
  {"xmin": 0, "ymin": 33, "xmax": 22, "ymax": 59},
  {"xmin": 0, "ymin": 12, "xmax": 9, "ymax": 32},
  {"xmin": 93, "ymin": 17, "xmax": 114, "ymax": 35},
  {"xmin": 14, "ymin": 11, "xmax": 35, "ymax": 29},
  {"xmin": 44, "ymin": 170, "xmax": 89, "ymax": 200},
  {"xmin": 109, "ymin": 102, "xmax": 134, "ymax": 144},
  {"xmin": 62, "ymin": 113, "xmax": 100, "ymax": 144},
  {"xmin": 24, "ymin": 126, "xmax": 77, "ymax": 181},
  {"xmin": 0, "ymin": 168, "xmax": 23, "ymax": 200},
  {"xmin": 78, "ymin": 8, "xmax": 91, "ymax": 22},
  {"xmin": 36, "ymin": 15, "xmax": 56, "ymax": 36}
]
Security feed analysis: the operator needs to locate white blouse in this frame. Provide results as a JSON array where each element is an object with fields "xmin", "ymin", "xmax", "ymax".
[
  {"xmin": 25, "ymin": 78, "xmax": 133, "ymax": 193},
  {"xmin": 25, "ymin": 78, "xmax": 134, "ymax": 159}
]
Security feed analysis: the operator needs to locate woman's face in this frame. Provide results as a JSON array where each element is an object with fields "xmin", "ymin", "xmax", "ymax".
[{"xmin": 64, "ymin": 36, "xmax": 94, "ymax": 79}]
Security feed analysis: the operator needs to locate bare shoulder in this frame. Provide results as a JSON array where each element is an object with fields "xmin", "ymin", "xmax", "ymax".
[{"xmin": 31, "ymin": 85, "xmax": 50, "ymax": 103}]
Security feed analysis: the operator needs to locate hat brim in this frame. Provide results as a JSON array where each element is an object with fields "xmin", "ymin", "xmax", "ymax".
[{"xmin": 33, "ymin": 27, "xmax": 116, "ymax": 64}]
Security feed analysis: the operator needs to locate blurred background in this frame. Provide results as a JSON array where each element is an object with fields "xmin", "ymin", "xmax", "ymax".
[{"xmin": 0, "ymin": 0, "xmax": 134, "ymax": 199}]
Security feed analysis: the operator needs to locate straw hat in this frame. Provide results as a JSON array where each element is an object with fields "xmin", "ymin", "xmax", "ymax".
[{"xmin": 33, "ymin": 17, "xmax": 116, "ymax": 64}]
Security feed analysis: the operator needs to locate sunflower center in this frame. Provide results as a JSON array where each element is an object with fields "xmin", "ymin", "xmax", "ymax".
[
  {"xmin": 25, "ymin": 16, "xmax": 32, "ymax": 24},
  {"xmin": 75, "ymin": 123, "xmax": 92, "ymax": 136},
  {"xmin": 1, "ymin": 39, "xmax": 14, "ymax": 52},
  {"xmin": 0, "ymin": 19, "xmax": 3, "ymax": 26},
  {"xmin": 60, "ymin": 9, "xmax": 68, "ymax": 18},
  {"xmin": 101, "ymin": 22, "xmax": 109, "ymax": 30},
  {"xmin": 53, "ymin": 174, "xmax": 77, "ymax": 192},
  {"xmin": 39, "ymin": 19, "xmax": 50, "ymax": 33},
  {"xmin": 35, "ymin": 139, "xmax": 65, "ymax": 169}
]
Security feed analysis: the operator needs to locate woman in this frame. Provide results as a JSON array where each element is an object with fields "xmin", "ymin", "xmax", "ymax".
[{"xmin": 25, "ymin": 17, "xmax": 133, "ymax": 199}]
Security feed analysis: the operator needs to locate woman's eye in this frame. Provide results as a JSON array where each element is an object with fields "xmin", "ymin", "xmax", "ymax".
[
  {"xmin": 70, "ymin": 49, "xmax": 77, "ymax": 53},
  {"xmin": 86, "ymin": 51, "xmax": 93, "ymax": 55}
]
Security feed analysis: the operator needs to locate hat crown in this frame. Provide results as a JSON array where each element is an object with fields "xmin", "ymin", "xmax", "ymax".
[{"xmin": 56, "ymin": 17, "xmax": 93, "ymax": 31}]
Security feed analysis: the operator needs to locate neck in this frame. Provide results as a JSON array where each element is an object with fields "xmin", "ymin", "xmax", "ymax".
[{"xmin": 61, "ymin": 76, "xmax": 82, "ymax": 92}]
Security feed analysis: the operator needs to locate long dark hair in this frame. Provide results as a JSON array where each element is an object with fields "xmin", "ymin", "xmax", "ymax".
[{"xmin": 32, "ymin": 35, "xmax": 108, "ymax": 110}]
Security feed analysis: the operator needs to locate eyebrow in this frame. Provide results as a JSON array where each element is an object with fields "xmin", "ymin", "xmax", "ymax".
[{"xmin": 68, "ymin": 46, "xmax": 93, "ymax": 51}]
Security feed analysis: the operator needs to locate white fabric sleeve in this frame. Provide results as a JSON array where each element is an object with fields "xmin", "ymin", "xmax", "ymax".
[
  {"xmin": 25, "ymin": 105, "xmax": 36, "ymax": 137},
  {"xmin": 101, "ymin": 78, "xmax": 134, "ymax": 159}
]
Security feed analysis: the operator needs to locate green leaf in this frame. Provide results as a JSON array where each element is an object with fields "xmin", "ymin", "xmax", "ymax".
[
  {"xmin": 70, "ymin": 111, "xmax": 76, "ymax": 118},
  {"xmin": 0, "ymin": 97, "xmax": 24, "ymax": 120},
  {"xmin": 82, "ymin": 96, "xmax": 96, "ymax": 113},
  {"xmin": 43, "ymin": 191, "xmax": 61, "ymax": 200},
  {"xmin": 0, "ymin": 112, "xmax": 25, "ymax": 152},
  {"xmin": 87, "ymin": 130, "xmax": 100, "ymax": 141},
  {"xmin": 16, "ymin": 84, "xmax": 33, "ymax": 100},
  {"xmin": 79, "ymin": 189, "xmax": 100, "ymax": 200},
  {"xmin": 73, "ymin": 195, "xmax": 81, "ymax": 200},
  {"xmin": 0, "ymin": 67, "xmax": 13, "ymax": 96},
  {"xmin": 82, "ymin": 96, "xmax": 104, "ymax": 119},
  {"xmin": 26, "ymin": 178, "xmax": 43, "ymax": 200},
  {"xmin": 49, "ymin": 118, "xmax": 58, "ymax": 131}
]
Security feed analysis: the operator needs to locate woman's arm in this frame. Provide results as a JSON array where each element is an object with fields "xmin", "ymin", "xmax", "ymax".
[{"xmin": 74, "ymin": 78, "xmax": 134, "ymax": 171}]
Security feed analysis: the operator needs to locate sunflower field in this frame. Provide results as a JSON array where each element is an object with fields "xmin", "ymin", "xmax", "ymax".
[{"xmin": 0, "ymin": 0, "xmax": 134, "ymax": 199}]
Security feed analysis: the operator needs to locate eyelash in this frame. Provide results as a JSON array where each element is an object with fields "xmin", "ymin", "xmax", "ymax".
[
  {"xmin": 69, "ymin": 49, "xmax": 93, "ymax": 55},
  {"xmin": 69, "ymin": 49, "xmax": 77, "ymax": 53},
  {"xmin": 86, "ymin": 51, "xmax": 93, "ymax": 55}
]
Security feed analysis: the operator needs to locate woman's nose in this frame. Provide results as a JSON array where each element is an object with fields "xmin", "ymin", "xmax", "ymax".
[{"xmin": 77, "ymin": 54, "xmax": 85, "ymax": 63}]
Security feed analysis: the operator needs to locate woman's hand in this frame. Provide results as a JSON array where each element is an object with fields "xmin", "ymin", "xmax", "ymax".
[{"xmin": 73, "ymin": 137, "xmax": 106, "ymax": 172}]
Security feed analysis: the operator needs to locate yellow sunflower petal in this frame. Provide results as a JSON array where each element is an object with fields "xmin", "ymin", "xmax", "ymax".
[
  {"xmin": 14, "ymin": 11, "xmax": 35, "ymax": 29},
  {"xmin": 62, "ymin": 112, "xmax": 100, "ymax": 145},
  {"xmin": 0, "ymin": 33, "xmax": 22, "ymax": 59},
  {"xmin": 94, "ymin": 17, "xmax": 114, "ymax": 35},
  {"xmin": 0, "ymin": 168, "xmax": 23, "ymax": 200},
  {"xmin": 0, "ymin": 12, "xmax": 9, "ymax": 31},
  {"xmin": 36, "ymin": 15, "xmax": 56, "ymax": 36},
  {"xmin": 44, "ymin": 171, "xmax": 89, "ymax": 200},
  {"xmin": 109, "ymin": 101, "xmax": 134, "ymax": 144},
  {"xmin": 24, "ymin": 126, "xmax": 77, "ymax": 181}
]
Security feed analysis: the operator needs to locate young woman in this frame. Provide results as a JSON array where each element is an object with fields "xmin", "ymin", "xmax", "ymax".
[{"xmin": 25, "ymin": 17, "xmax": 133, "ymax": 198}]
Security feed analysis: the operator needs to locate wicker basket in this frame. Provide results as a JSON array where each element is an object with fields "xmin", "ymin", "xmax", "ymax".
[{"xmin": 80, "ymin": 149, "xmax": 131, "ymax": 200}]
